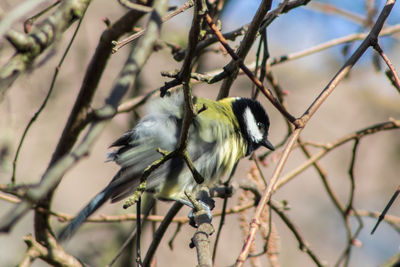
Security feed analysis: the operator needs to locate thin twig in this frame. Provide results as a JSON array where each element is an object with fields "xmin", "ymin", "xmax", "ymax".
[
  {"xmin": 204, "ymin": 13, "xmax": 296, "ymax": 124},
  {"xmin": 271, "ymin": 203, "xmax": 325, "ymax": 267},
  {"xmin": 0, "ymin": 0, "xmax": 92, "ymax": 98},
  {"xmin": 112, "ymin": 0, "xmax": 194, "ymax": 53},
  {"xmin": 143, "ymin": 202, "xmax": 183, "ymax": 266},
  {"xmin": 275, "ymin": 120, "xmax": 400, "ymax": 191},
  {"xmin": 371, "ymin": 185, "xmax": 400, "ymax": 234},
  {"xmin": 372, "ymin": 42, "xmax": 400, "ymax": 93},
  {"xmin": 11, "ymin": 10, "xmax": 84, "ymax": 184},
  {"xmin": 212, "ymin": 163, "xmax": 238, "ymax": 263},
  {"xmin": 335, "ymin": 139, "xmax": 363, "ymax": 267},
  {"xmin": 308, "ymin": 2, "xmax": 366, "ymax": 25},
  {"xmin": 235, "ymin": 1, "xmax": 397, "ymax": 265},
  {"xmin": 0, "ymin": 0, "xmax": 170, "ymax": 234},
  {"xmin": 268, "ymin": 24, "xmax": 400, "ymax": 66},
  {"xmin": 23, "ymin": 0, "xmax": 62, "ymax": 33},
  {"xmin": 106, "ymin": 199, "xmax": 155, "ymax": 267},
  {"xmin": 217, "ymin": 0, "xmax": 273, "ymax": 99}
]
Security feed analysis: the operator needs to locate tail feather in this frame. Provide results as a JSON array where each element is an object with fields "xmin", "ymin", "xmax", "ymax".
[{"xmin": 58, "ymin": 188, "xmax": 112, "ymax": 242}]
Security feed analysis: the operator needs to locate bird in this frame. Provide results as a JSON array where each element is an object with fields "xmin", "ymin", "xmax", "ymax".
[{"xmin": 58, "ymin": 92, "xmax": 274, "ymax": 241}]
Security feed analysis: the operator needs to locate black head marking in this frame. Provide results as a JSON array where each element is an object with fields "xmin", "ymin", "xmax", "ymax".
[{"xmin": 232, "ymin": 98, "xmax": 274, "ymax": 155}]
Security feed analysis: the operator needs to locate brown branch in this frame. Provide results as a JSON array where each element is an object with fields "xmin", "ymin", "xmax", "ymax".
[
  {"xmin": 204, "ymin": 13, "xmax": 297, "ymax": 125},
  {"xmin": 372, "ymin": 42, "xmax": 400, "ymax": 93},
  {"xmin": 11, "ymin": 10, "xmax": 84, "ymax": 185},
  {"xmin": 275, "ymin": 119, "xmax": 400, "ymax": 191},
  {"xmin": 308, "ymin": 2, "xmax": 366, "ymax": 24},
  {"xmin": 112, "ymin": 0, "xmax": 194, "ymax": 53},
  {"xmin": 143, "ymin": 202, "xmax": 183, "ymax": 266},
  {"xmin": 235, "ymin": 1, "xmax": 397, "ymax": 265},
  {"xmin": 271, "ymin": 203, "xmax": 325, "ymax": 267},
  {"xmin": 173, "ymin": 0, "xmax": 207, "ymax": 184},
  {"xmin": 0, "ymin": 0, "xmax": 169, "ymax": 236},
  {"xmin": 269, "ymin": 24, "xmax": 400, "ymax": 66},
  {"xmin": 23, "ymin": 0, "xmax": 62, "ymax": 33},
  {"xmin": 217, "ymin": 0, "xmax": 273, "ymax": 99},
  {"xmin": 19, "ymin": 234, "xmax": 82, "ymax": 267},
  {"xmin": 0, "ymin": 0, "xmax": 91, "ymax": 100},
  {"xmin": 28, "ymin": 4, "xmax": 152, "ymax": 246}
]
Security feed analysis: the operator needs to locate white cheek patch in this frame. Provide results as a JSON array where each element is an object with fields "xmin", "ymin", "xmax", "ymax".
[{"xmin": 243, "ymin": 107, "xmax": 263, "ymax": 142}]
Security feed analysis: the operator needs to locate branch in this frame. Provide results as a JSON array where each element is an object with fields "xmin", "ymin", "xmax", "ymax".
[
  {"xmin": 0, "ymin": 0, "xmax": 49, "ymax": 38},
  {"xmin": 235, "ymin": 1, "xmax": 397, "ymax": 265},
  {"xmin": 11, "ymin": 9, "xmax": 84, "ymax": 184},
  {"xmin": 204, "ymin": 13, "xmax": 296, "ymax": 124},
  {"xmin": 0, "ymin": 0, "xmax": 170, "ymax": 234},
  {"xmin": 275, "ymin": 119, "xmax": 400, "ymax": 191},
  {"xmin": 372, "ymin": 42, "xmax": 400, "ymax": 93},
  {"xmin": 271, "ymin": 203, "xmax": 325, "ymax": 267},
  {"xmin": 0, "ymin": 0, "xmax": 91, "ymax": 100},
  {"xmin": 112, "ymin": 0, "xmax": 194, "ymax": 53},
  {"xmin": 19, "ymin": 234, "xmax": 82, "ymax": 267},
  {"xmin": 308, "ymin": 2, "xmax": 366, "ymax": 25},
  {"xmin": 217, "ymin": 0, "xmax": 273, "ymax": 99},
  {"xmin": 142, "ymin": 202, "xmax": 183, "ymax": 266},
  {"xmin": 269, "ymin": 24, "xmax": 400, "ymax": 66},
  {"xmin": 190, "ymin": 204, "xmax": 214, "ymax": 267},
  {"xmin": 371, "ymin": 185, "xmax": 400, "ymax": 234}
]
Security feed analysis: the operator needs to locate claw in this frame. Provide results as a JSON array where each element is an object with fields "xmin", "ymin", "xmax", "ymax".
[{"xmin": 188, "ymin": 200, "xmax": 213, "ymax": 227}]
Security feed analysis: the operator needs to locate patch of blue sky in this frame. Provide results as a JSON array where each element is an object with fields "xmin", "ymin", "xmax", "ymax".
[{"xmin": 220, "ymin": 0, "xmax": 399, "ymax": 67}]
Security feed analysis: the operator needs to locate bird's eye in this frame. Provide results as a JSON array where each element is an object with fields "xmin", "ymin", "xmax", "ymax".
[{"xmin": 257, "ymin": 122, "xmax": 264, "ymax": 129}]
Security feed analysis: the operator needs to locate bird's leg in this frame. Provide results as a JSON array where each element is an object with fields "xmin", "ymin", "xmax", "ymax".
[{"xmin": 180, "ymin": 189, "xmax": 214, "ymax": 227}]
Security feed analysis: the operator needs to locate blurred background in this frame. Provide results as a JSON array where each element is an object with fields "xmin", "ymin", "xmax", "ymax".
[{"xmin": 0, "ymin": 0, "xmax": 399, "ymax": 266}]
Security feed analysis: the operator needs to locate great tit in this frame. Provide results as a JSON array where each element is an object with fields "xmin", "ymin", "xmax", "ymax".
[{"xmin": 58, "ymin": 92, "xmax": 274, "ymax": 241}]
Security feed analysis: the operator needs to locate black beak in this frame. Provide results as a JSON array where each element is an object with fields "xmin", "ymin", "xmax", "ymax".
[{"xmin": 261, "ymin": 138, "xmax": 275, "ymax": 151}]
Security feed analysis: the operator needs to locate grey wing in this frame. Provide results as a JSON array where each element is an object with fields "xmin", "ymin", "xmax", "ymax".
[
  {"xmin": 107, "ymin": 114, "xmax": 181, "ymax": 202},
  {"xmin": 106, "ymin": 114, "xmax": 224, "ymax": 203}
]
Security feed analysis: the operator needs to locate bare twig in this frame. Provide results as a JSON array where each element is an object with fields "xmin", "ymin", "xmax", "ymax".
[
  {"xmin": 204, "ymin": 13, "xmax": 296, "ymax": 125},
  {"xmin": 0, "ymin": 0, "xmax": 49, "ymax": 38},
  {"xmin": 19, "ymin": 234, "xmax": 82, "ymax": 267},
  {"xmin": 308, "ymin": 2, "xmax": 366, "ymax": 24},
  {"xmin": 143, "ymin": 202, "xmax": 183, "ymax": 266},
  {"xmin": 212, "ymin": 163, "xmax": 238, "ymax": 263},
  {"xmin": 11, "ymin": 10, "xmax": 84, "ymax": 184},
  {"xmin": 112, "ymin": 0, "xmax": 194, "ymax": 53},
  {"xmin": 268, "ymin": 24, "xmax": 400, "ymax": 66},
  {"xmin": 372, "ymin": 42, "xmax": 400, "ymax": 93},
  {"xmin": 235, "ymin": 1, "xmax": 397, "ymax": 265},
  {"xmin": 217, "ymin": 0, "xmax": 273, "ymax": 99},
  {"xmin": 371, "ymin": 185, "xmax": 400, "ymax": 234},
  {"xmin": 0, "ymin": 0, "xmax": 170, "ymax": 234},
  {"xmin": 0, "ymin": 0, "xmax": 91, "ymax": 98},
  {"xmin": 271, "ymin": 203, "xmax": 325, "ymax": 267},
  {"xmin": 275, "ymin": 120, "xmax": 400, "ymax": 191},
  {"xmin": 23, "ymin": 0, "xmax": 62, "ymax": 33}
]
